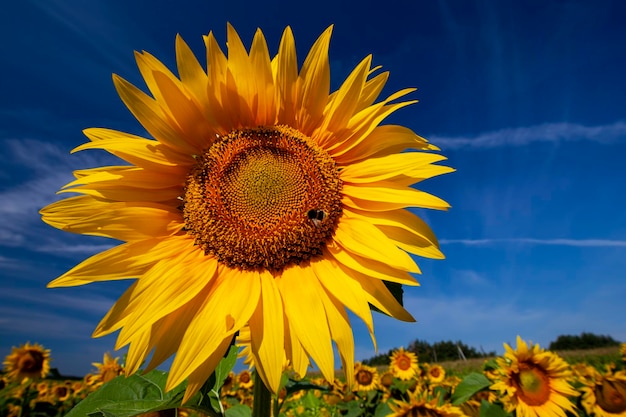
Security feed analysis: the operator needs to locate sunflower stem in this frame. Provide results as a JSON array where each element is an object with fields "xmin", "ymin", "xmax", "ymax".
[{"xmin": 252, "ymin": 371, "xmax": 273, "ymax": 417}]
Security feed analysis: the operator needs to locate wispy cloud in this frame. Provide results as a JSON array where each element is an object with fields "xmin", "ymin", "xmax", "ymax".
[
  {"xmin": 440, "ymin": 238, "xmax": 626, "ymax": 247},
  {"xmin": 431, "ymin": 121, "xmax": 626, "ymax": 149},
  {"xmin": 0, "ymin": 138, "xmax": 118, "ymax": 252}
]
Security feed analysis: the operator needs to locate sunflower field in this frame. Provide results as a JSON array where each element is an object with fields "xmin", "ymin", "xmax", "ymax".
[{"xmin": 2, "ymin": 339, "xmax": 624, "ymax": 417}]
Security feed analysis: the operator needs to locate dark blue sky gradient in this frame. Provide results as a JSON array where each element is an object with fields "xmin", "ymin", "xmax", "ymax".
[{"xmin": 1, "ymin": 0, "xmax": 625, "ymax": 377}]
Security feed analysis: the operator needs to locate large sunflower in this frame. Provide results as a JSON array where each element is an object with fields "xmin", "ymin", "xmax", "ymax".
[
  {"xmin": 40, "ymin": 24, "xmax": 452, "ymax": 402},
  {"xmin": 490, "ymin": 336, "xmax": 578, "ymax": 417}
]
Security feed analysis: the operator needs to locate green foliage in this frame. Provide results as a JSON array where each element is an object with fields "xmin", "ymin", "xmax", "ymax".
[
  {"xmin": 450, "ymin": 373, "xmax": 492, "ymax": 405},
  {"xmin": 548, "ymin": 332, "xmax": 621, "ymax": 351},
  {"xmin": 63, "ymin": 344, "xmax": 239, "ymax": 417}
]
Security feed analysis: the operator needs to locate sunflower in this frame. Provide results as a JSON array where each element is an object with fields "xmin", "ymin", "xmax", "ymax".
[
  {"xmin": 490, "ymin": 336, "xmax": 578, "ymax": 417},
  {"xmin": 390, "ymin": 347, "xmax": 419, "ymax": 381},
  {"xmin": 425, "ymin": 364, "xmax": 445, "ymax": 384},
  {"xmin": 3, "ymin": 342, "xmax": 51, "ymax": 382},
  {"xmin": 90, "ymin": 352, "xmax": 125, "ymax": 386},
  {"xmin": 389, "ymin": 389, "xmax": 468, "ymax": 417},
  {"xmin": 353, "ymin": 362, "xmax": 380, "ymax": 392},
  {"xmin": 237, "ymin": 369, "xmax": 254, "ymax": 390},
  {"xmin": 580, "ymin": 366, "xmax": 626, "ymax": 417},
  {"xmin": 40, "ymin": 24, "xmax": 452, "ymax": 402}
]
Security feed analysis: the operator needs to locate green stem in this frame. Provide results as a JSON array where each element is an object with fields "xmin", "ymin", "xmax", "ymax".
[{"xmin": 252, "ymin": 371, "xmax": 273, "ymax": 417}]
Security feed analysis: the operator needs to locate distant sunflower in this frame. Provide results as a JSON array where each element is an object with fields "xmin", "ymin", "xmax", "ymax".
[
  {"xmin": 353, "ymin": 363, "xmax": 379, "ymax": 392},
  {"xmin": 490, "ymin": 336, "xmax": 578, "ymax": 417},
  {"xmin": 426, "ymin": 364, "xmax": 446, "ymax": 384},
  {"xmin": 580, "ymin": 366, "xmax": 626, "ymax": 417},
  {"xmin": 90, "ymin": 352, "xmax": 125, "ymax": 386},
  {"xmin": 237, "ymin": 370, "xmax": 254, "ymax": 390},
  {"xmin": 389, "ymin": 390, "xmax": 468, "ymax": 417},
  {"xmin": 3, "ymin": 342, "xmax": 51, "ymax": 382},
  {"xmin": 390, "ymin": 347, "xmax": 419, "ymax": 381},
  {"xmin": 40, "ymin": 24, "xmax": 452, "ymax": 402}
]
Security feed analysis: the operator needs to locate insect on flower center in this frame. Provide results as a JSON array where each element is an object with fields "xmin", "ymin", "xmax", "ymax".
[{"xmin": 183, "ymin": 126, "xmax": 342, "ymax": 271}]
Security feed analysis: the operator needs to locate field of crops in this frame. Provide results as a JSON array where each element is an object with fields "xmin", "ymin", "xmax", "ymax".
[{"xmin": 1, "ymin": 340, "xmax": 624, "ymax": 417}]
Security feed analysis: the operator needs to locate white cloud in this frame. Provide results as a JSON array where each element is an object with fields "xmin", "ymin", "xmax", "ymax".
[
  {"xmin": 430, "ymin": 121, "xmax": 626, "ymax": 149},
  {"xmin": 440, "ymin": 238, "xmax": 626, "ymax": 247},
  {"xmin": 0, "ymin": 138, "xmax": 119, "ymax": 252}
]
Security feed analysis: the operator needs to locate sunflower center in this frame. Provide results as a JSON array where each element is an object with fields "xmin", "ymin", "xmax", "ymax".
[
  {"xmin": 183, "ymin": 126, "xmax": 342, "ymax": 271},
  {"xmin": 513, "ymin": 362, "xmax": 551, "ymax": 406},
  {"xmin": 595, "ymin": 379, "xmax": 626, "ymax": 413},
  {"xmin": 356, "ymin": 369, "xmax": 374, "ymax": 386},
  {"xmin": 396, "ymin": 355, "xmax": 413, "ymax": 371},
  {"xmin": 18, "ymin": 350, "xmax": 44, "ymax": 373}
]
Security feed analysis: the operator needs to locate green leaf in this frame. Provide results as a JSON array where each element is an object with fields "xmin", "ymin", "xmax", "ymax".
[
  {"xmin": 479, "ymin": 400, "xmax": 509, "ymax": 417},
  {"xmin": 284, "ymin": 379, "xmax": 330, "ymax": 398},
  {"xmin": 450, "ymin": 372, "xmax": 492, "ymax": 405},
  {"xmin": 64, "ymin": 370, "xmax": 186, "ymax": 417},
  {"xmin": 374, "ymin": 401, "xmax": 393, "ymax": 417},
  {"xmin": 225, "ymin": 404, "xmax": 252, "ymax": 417},
  {"xmin": 197, "ymin": 344, "xmax": 240, "ymax": 416}
]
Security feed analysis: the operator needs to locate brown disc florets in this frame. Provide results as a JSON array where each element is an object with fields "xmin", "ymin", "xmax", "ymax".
[{"xmin": 183, "ymin": 126, "xmax": 342, "ymax": 271}]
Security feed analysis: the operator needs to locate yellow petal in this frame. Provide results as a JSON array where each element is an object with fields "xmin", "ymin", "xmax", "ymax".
[
  {"xmin": 124, "ymin": 328, "xmax": 151, "ymax": 375},
  {"xmin": 349, "ymin": 272, "xmax": 415, "ymax": 322},
  {"xmin": 278, "ymin": 264, "xmax": 334, "ymax": 382},
  {"xmin": 274, "ymin": 26, "xmax": 298, "ymax": 126},
  {"xmin": 93, "ymin": 282, "xmax": 137, "ymax": 338},
  {"xmin": 115, "ymin": 251, "xmax": 218, "ymax": 348},
  {"xmin": 112, "ymin": 74, "xmax": 197, "ymax": 155},
  {"xmin": 296, "ymin": 26, "xmax": 332, "ymax": 135},
  {"xmin": 319, "ymin": 55, "xmax": 371, "ymax": 133},
  {"xmin": 310, "ymin": 257, "xmax": 374, "ymax": 335},
  {"xmin": 321, "ymin": 90, "xmax": 416, "ymax": 149},
  {"xmin": 324, "ymin": 241, "xmax": 419, "ymax": 285},
  {"xmin": 181, "ymin": 336, "xmax": 234, "ymax": 403},
  {"xmin": 151, "ymin": 71, "xmax": 215, "ymax": 150},
  {"xmin": 249, "ymin": 28, "xmax": 276, "ymax": 125},
  {"xmin": 41, "ymin": 196, "xmax": 182, "ymax": 241},
  {"xmin": 46, "ymin": 237, "xmax": 188, "ymax": 287},
  {"xmin": 249, "ymin": 270, "xmax": 285, "ymax": 393},
  {"xmin": 284, "ymin": 318, "xmax": 310, "ymax": 379},
  {"xmin": 63, "ymin": 166, "xmax": 184, "ymax": 189},
  {"xmin": 332, "ymin": 124, "xmax": 439, "ymax": 165},
  {"xmin": 167, "ymin": 267, "xmax": 261, "ymax": 389},
  {"xmin": 144, "ymin": 301, "xmax": 200, "ymax": 373},
  {"xmin": 342, "ymin": 182, "xmax": 451, "ymax": 211},
  {"xmin": 334, "ymin": 216, "xmax": 420, "ymax": 273},
  {"xmin": 79, "ymin": 128, "xmax": 193, "ymax": 170},
  {"xmin": 354, "ymin": 70, "xmax": 388, "ymax": 114},
  {"xmin": 340, "ymin": 152, "xmax": 451, "ymax": 184},
  {"xmin": 319, "ymin": 290, "xmax": 355, "ymax": 389},
  {"xmin": 344, "ymin": 208, "xmax": 443, "ymax": 258},
  {"xmin": 175, "ymin": 34, "xmax": 210, "ymax": 113},
  {"xmin": 224, "ymin": 23, "xmax": 255, "ymax": 126},
  {"xmin": 61, "ymin": 185, "xmax": 181, "ymax": 203}
]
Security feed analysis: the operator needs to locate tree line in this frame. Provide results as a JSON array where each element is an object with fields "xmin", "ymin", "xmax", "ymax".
[{"xmin": 361, "ymin": 332, "xmax": 622, "ymax": 366}]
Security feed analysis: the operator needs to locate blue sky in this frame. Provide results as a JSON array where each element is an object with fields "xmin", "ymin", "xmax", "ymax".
[{"xmin": 1, "ymin": 0, "xmax": 625, "ymax": 377}]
